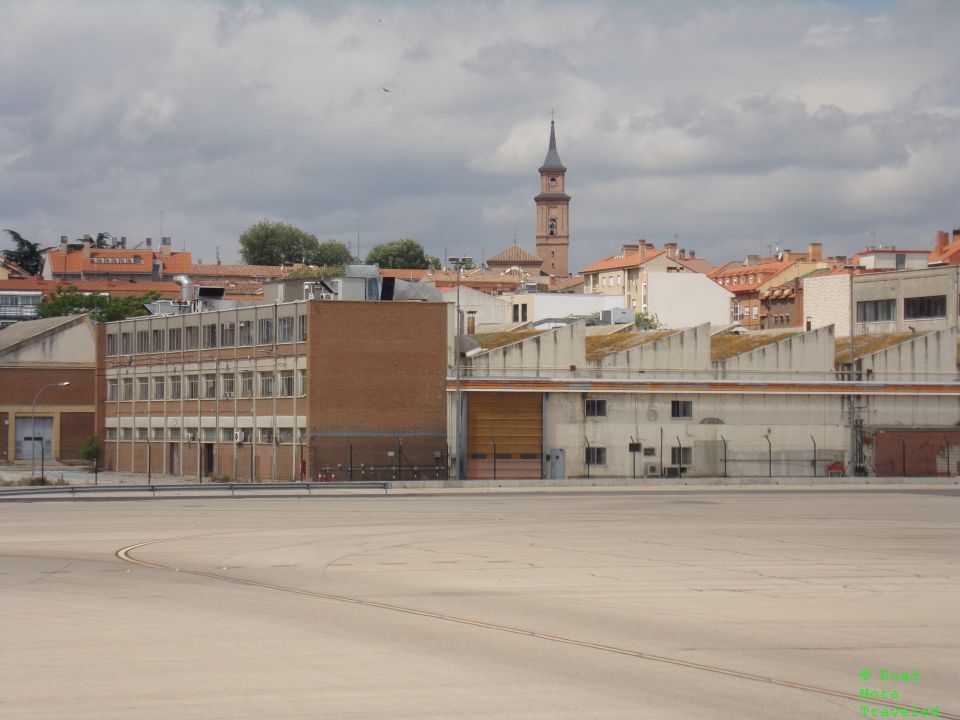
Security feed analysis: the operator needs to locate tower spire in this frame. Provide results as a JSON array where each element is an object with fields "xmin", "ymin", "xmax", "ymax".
[{"xmin": 540, "ymin": 119, "xmax": 566, "ymax": 171}]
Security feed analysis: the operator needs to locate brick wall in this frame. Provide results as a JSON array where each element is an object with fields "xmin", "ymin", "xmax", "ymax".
[
  {"xmin": 873, "ymin": 430, "xmax": 960, "ymax": 476},
  {"xmin": 59, "ymin": 412, "xmax": 95, "ymax": 460},
  {"xmin": 804, "ymin": 274, "xmax": 850, "ymax": 336}
]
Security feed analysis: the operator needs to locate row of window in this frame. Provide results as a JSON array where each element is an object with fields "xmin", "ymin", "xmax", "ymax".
[
  {"xmin": 106, "ymin": 316, "xmax": 306, "ymax": 356},
  {"xmin": 585, "ymin": 446, "xmax": 692, "ymax": 466},
  {"xmin": 585, "ymin": 399, "xmax": 692, "ymax": 419},
  {"xmin": 106, "ymin": 370, "xmax": 307, "ymax": 401},
  {"xmin": 856, "ymin": 295, "xmax": 947, "ymax": 323},
  {"xmin": 720, "ymin": 274, "xmax": 768, "ymax": 288},
  {"xmin": 105, "ymin": 427, "xmax": 306, "ymax": 443}
]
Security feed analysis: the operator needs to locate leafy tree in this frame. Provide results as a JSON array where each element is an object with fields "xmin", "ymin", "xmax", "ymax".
[
  {"xmin": 79, "ymin": 435, "xmax": 102, "ymax": 471},
  {"xmin": 239, "ymin": 220, "xmax": 321, "ymax": 266},
  {"xmin": 636, "ymin": 311, "xmax": 661, "ymax": 330},
  {"xmin": 37, "ymin": 285, "xmax": 160, "ymax": 322},
  {"xmin": 2, "ymin": 229, "xmax": 44, "ymax": 275},
  {"xmin": 364, "ymin": 238, "xmax": 433, "ymax": 269},
  {"xmin": 312, "ymin": 240, "xmax": 355, "ymax": 267}
]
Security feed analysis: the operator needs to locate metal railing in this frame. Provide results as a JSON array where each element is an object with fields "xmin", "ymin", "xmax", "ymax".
[{"xmin": 0, "ymin": 481, "xmax": 390, "ymax": 500}]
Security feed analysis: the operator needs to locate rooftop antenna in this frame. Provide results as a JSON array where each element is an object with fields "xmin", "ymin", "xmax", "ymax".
[
  {"xmin": 215, "ymin": 246, "xmax": 221, "ymax": 266},
  {"xmin": 356, "ymin": 218, "xmax": 360, "ymax": 260},
  {"xmin": 160, "ymin": 210, "xmax": 164, "ymax": 238}
]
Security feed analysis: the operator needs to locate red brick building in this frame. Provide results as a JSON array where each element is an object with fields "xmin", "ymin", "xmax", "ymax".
[
  {"xmin": 97, "ymin": 300, "xmax": 447, "ymax": 481},
  {"xmin": 0, "ymin": 316, "xmax": 96, "ymax": 464}
]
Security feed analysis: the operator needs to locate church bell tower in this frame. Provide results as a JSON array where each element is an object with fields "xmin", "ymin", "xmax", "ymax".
[{"xmin": 535, "ymin": 120, "xmax": 570, "ymax": 278}]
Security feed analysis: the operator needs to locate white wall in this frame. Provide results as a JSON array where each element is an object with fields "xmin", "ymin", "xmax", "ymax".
[
  {"xmin": 507, "ymin": 293, "xmax": 626, "ymax": 323},
  {"xmin": 645, "ymin": 273, "xmax": 734, "ymax": 328},
  {"xmin": 441, "ymin": 286, "xmax": 511, "ymax": 328},
  {"xmin": 804, "ymin": 274, "xmax": 851, "ymax": 336}
]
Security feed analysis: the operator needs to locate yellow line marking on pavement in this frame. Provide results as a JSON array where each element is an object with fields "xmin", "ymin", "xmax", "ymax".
[{"xmin": 116, "ymin": 538, "xmax": 957, "ymax": 719}]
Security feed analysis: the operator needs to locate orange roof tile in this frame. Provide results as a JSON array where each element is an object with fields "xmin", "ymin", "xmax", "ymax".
[
  {"xmin": 46, "ymin": 248, "xmax": 193, "ymax": 275},
  {"xmin": 192, "ymin": 263, "xmax": 288, "ymax": 278},
  {"xmin": 488, "ymin": 245, "xmax": 542, "ymax": 264},
  {"xmin": 580, "ymin": 249, "xmax": 665, "ymax": 274}
]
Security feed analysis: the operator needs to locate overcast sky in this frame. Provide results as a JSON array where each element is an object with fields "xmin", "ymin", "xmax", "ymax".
[{"xmin": 2, "ymin": 0, "xmax": 959, "ymax": 270}]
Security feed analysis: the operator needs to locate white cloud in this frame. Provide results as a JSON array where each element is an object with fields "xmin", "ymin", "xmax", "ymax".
[{"xmin": 0, "ymin": 0, "xmax": 958, "ymax": 270}]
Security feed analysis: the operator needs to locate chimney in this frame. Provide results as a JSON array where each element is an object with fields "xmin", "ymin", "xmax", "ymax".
[
  {"xmin": 145, "ymin": 237, "xmax": 152, "ymax": 248},
  {"xmin": 665, "ymin": 242, "xmax": 677, "ymax": 260},
  {"xmin": 689, "ymin": 250, "xmax": 696, "ymax": 260},
  {"xmin": 161, "ymin": 236, "xmax": 171, "ymax": 257},
  {"xmin": 746, "ymin": 254, "xmax": 759, "ymax": 266},
  {"xmin": 951, "ymin": 228, "xmax": 960, "ymax": 248},
  {"xmin": 621, "ymin": 242, "xmax": 639, "ymax": 257},
  {"xmin": 466, "ymin": 310, "xmax": 477, "ymax": 334},
  {"xmin": 119, "ymin": 236, "xmax": 127, "ymax": 249},
  {"xmin": 639, "ymin": 243, "xmax": 646, "ymax": 261},
  {"xmin": 678, "ymin": 248, "xmax": 686, "ymax": 261},
  {"xmin": 59, "ymin": 235, "xmax": 69, "ymax": 255},
  {"xmin": 82, "ymin": 234, "xmax": 92, "ymax": 258},
  {"xmin": 807, "ymin": 242, "xmax": 822, "ymax": 261}
]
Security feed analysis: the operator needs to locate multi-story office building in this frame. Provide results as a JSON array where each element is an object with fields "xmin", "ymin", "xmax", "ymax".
[{"xmin": 97, "ymin": 300, "xmax": 447, "ymax": 481}]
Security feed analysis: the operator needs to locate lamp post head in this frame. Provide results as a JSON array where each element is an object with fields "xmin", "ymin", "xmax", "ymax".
[{"xmin": 58, "ymin": 381, "xmax": 70, "ymax": 387}]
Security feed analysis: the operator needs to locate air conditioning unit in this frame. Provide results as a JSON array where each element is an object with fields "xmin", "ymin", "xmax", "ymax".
[{"xmin": 234, "ymin": 431, "xmax": 243, "ymax": 445}]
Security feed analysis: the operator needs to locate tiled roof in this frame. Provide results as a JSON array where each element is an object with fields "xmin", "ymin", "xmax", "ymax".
[
  {"xmin": 488, "ymin": 245, "xmax": 542, "ymax": 264},
  {"xmin": 928, "ymin": 242, "xmax": 960, "ymax": 265},
  {"xmin": 0, "ymin": 277, "xmax": 181, "ymax": 298},
  {"xmin": 45, "ymin": 249, "xmax": 193, "ymax": 275},
  {"xmin": 580, "ymin": 249, "xmax": 665, "ymax": 274},
  {"xmin": 710, "ymin": 261, "xmax": 792, "ymax": 293}
]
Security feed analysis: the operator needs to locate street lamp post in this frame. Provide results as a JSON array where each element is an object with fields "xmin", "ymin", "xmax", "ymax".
[
  {"xmin": 448, "ymin": 256, "xmax": 472, "ymax": 480},
  {"xmin": 31, "ymin": 381, "xmax": 70, "ymax": 477}
]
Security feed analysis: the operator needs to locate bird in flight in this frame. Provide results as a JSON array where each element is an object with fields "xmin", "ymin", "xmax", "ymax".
[{"xmin": 381, "ymin": 86, "xmax": 391, "ymax": 92}]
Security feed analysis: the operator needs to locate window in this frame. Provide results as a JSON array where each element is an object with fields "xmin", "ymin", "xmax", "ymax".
[
  {"xmin": 671, "ymin": 400, "xmax": 693, "ymax": 418},
  {"xmin": 298, "ymin": 315, "xmax": 307, "ymax": 341},
  {"xmin": 512, "ymin": 305, "xmax": 519, "ymax": 322},
  {"xmin": 277, "ymin": 316, "xmax": 294, "ymax": 342},
  {"xmin": 732, "ymin": 302, "xmax": 740, "ymax": 322},
  {"xmin": 153, "ymin": 376, "xmax": 165, "ymax": 400},
  {"xmin": 238, "ymin": 320, "xmax": 253, "ymax": 345},
  {"xmin": 204, "ymin": 374, "xmax": 217, "ymax": 399},
  {"xmin": 106, "ymin": 428, "xmax": 117, "ymax": 441},
  {"xmin": 548, "ymin": 219, "xmax": 557, "ymax": 236},
  {"xmin": 152, "ymin": 428, "xmax": 165, "ymax": 441},
  {"xmin": 856, "ymin": 299, "xmax": 896, "ymax": 323},
  {"xmin": 298, "ymin": 369, "xmax": 307, "ymax": 396},
  {"xmin": 120, "ymin": 332, "xmax": 132, "ymax": 355},
  {"xmin": 106, "ymin": 334, "xmax": 118, "ymax": 356},
  {"xmin": 136, "ymin": 330, "xmax": 149, "ymax": 354},
  {"xmin": 121, "ymin": 427, "xmax": 133, "ymax": 441},
  {"xmin": 278, "ymin": 427, "xmax": 294, "ymax": 443},
  {"xmin": 258, "ymin": 427, "xmax": 274, "ymax": 444},
  {"xmin": 137, "ymin": 377, "xmax": 149, "ymax": 400},
  {"xmin": 184, "ymin": 326, "xmax": 199, "ymax": 350},
  {"xmin": 169, "ymin": 375, "xmax": 181, "ymax": 400},
  {"xmin": 202, "ymin": 428, "xmax": 216, "ymax": 442},
  {"xmin": 585, "ymin": 399, "xmax": 607, "ymax": 417},
  {"xmin": 168, "ymin": 327, "xmax": 182, "ymax": 351},
  {"xmin": 896, "ymin": 253, "xmax": 906, "ymax": 271},
  {"xmin": 221, "ymin": 427, "xmax": 235, "ymax": 443},
  {"xmin": 136, "ymin": 427, "xmax": 149, "ymax": 441},
  {"xmin": 298, "ymin": 428, "xmax": 306, "ymax": 444},
  {"xmin": 278, "ymin": 370, "xmax": 294, "ymax": 396},
  {"xmin": 671, "ymin": 446, "xmax": 693, "ymax": 466},
  {"xmin": 186, "ymin": 374, "xmax": 199, "ymax": 400},
  {"xmin": 122, "ymin": 378, "xmax": 133, "ymax": 401},
  {"xmin": 240, "ymin": 371, "xmax": 254, "ymax": 398},
  {"xmin": 107, "ymin": 379, "xmax": 118, "ymax": 401},
  {"xmin": 752, "ymin": 305, "xmax": 758, "ymax": 319},
  {"xmin": 259, "ymin": 371, "xmax": 274, "ymax": 397},
  {"xmin": 258, "ymin": 318, "xmax": 273, "ymax": 344},
  {"xmin": 169, "ymin": 427, "xmax": 181, "ymax": 441},
  {"xmin": 202, "ymin": 324, "xmax": 217, "ymax": 348},
  {"xmin": 585, "ymin": 447, "xmax": 606, "ymax": 466},
  {"xmin": 222, "ymin": 373, "xmax": 235, "ymax": 398},
  {"xmin": 904, "ymin": 295, "xmax": 946, "ymax": 320},
  {"xmin": 152, "ymin": 329, "xmax": 165, "ymax": 352},
  {"xmin": 185, "ymin": 427, "xmax": 198, "ymax": 442},
  {"xmin": 220, "ymin": 322, "xmax": 236, "ymax": 346}
]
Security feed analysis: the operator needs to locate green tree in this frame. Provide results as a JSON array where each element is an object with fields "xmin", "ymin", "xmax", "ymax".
[
  {"xmin": 239, "ymin": 220, "xmax": 320, "ymax": 265},
  {"xmin": 312, "ymin": 240, "xmax": 355, "ymax": 267},
  {"xmin": 284, "ymin": 265, "xmax": 346, "ymax": 279},
  {"xmin": 37, "ymin": 285, "xmax": 160, "ymax": 322},
  {"xmin": 635, "ymin": 311, "xmax": 661, "ymax": 330},
  {"xmin": 364, "ymin": 238, "xmax": 433, "ymax": 269},
  {"xmin": 79, "ymin": 435, "xmax": 102, "ymax": 471},
  {"xmin": 2, "ymin": 229, "xmax": 44, "ymax": 275}
]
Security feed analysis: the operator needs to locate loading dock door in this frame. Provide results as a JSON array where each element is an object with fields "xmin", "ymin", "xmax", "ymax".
[
  {"xmin": 466, "ymin": 393, "xmax": 542, "ymax": 480},
  {"xmin": 15, "ymin": 416, "xmax": 52, "ymax": 461}
]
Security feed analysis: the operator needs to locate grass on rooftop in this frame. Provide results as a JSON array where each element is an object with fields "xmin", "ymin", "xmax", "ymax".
[
  {"xmin": 711, "ymin": 332, "xmax": 797, "ymax": 362},
  {"xmin": 586, "ymin": 330, "xmax": 676, "ymax": 361},
  {"xmin": 469, "ymin": 329, "xmax": 546, "ymax": 351},
  {"xmin": 835, "ymin": 333, "xmax": 918, "ymax": 364}
]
